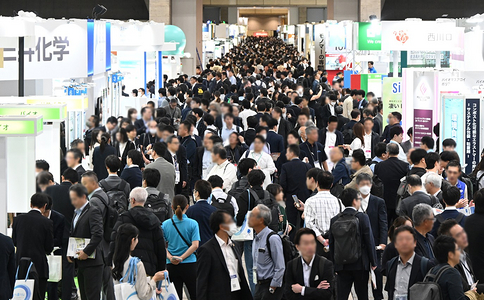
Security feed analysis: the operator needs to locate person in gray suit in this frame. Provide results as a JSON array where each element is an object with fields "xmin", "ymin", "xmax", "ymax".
[{"xmin": 146, "ymin": 142, "xmax": 176, "ymax": 202}]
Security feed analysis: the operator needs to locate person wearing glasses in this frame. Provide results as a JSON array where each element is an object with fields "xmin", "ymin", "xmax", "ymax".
[{"xmin": 412, "ymin": 204, "xmax": 436, "ymax": 260}]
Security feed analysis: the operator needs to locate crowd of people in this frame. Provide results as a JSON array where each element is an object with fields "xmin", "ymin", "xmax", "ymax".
[{"xmin": 3, "ymin": 36, "xmax": 484, "ymax": 300}]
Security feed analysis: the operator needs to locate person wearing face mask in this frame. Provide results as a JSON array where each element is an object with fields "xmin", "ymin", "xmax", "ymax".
[{"xmin": 197, "ymin": 210, "xmax": 253, "ymax": 300}]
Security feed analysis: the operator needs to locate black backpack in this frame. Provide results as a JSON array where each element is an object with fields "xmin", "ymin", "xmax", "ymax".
[
  {"xmin": 91, "ymin": 193, "xmax": 118, "ymax": 243},
  {"xmin": 145, "ymin": 192, "xmax": 170, "ymax": 223},
  {"xmin": 211, "ymin": 194, "xmax": 235, "ymax": 217},
  {"xmin": 266, "ymin": 231, "xmax": 298, "ymax": 265},
  {"xmin": 228, "ymin": 176, "xmax": 250, "ymax": 201},
  {"xmin": 99, "ymin": 180, "xmax": 128, "ymax": 214},
  {"xmin": 342, "ymin": 127, "xmax": 354, "ymax": 144},
  {"xmin": 331, "ymin": 210, "xmax": 361, "ymax": 265},
  {"xmin": 409, "ymin": 265, "xmax": 453, "ymax": 300},
  {"xmin": 330, "ymin": 163, "xmax": 350, "ymax": 199},
  {"xmin": 248, "ymin": 188, "xmax": 279, "ymax": 232},
  {"xmin": 369, "ymin": 161, "xmax": 384, "ymax": 198}
]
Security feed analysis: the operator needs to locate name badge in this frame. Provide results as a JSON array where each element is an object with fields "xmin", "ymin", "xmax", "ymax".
[
  {"xmin": 314, "ymin": 160, "xmax": 322, "ymax": 169},
  {"xmin": 175, "ymin": 171, "xmax": 180, "ymax": 184},
  {"xmin": 365, "ymin": 149, "xmax": 372, "ymax": 158},
  {"xmin": 253, "ymin": 267, "xmax": 258, "ymax": 285},
  {"xmin": 230, "ymin": 274, "xmax": 241, "ymax": 292},
  {"xmin": 202, "ymin": 169, "xmax": 208, "ymax": 180}
]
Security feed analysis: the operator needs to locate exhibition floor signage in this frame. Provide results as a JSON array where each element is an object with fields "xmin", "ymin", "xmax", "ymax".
[
  {"xmin": 414, "ymin": 109, "xmax": 433, "ymax": 144},
  {"xmin": 442, "ymin": 95, "xmax": 465, "ymax": 165},
  {"xmin": 465, "ymin": 98, "xmax": 480, "ymax": 174},
  {"xmin": 382, "ymin": 77, "xmax": 402, "ymax": 119},
  {"xmin": 314, "ymin": 24, "xmax": 326, "ymax": 72},
  {"xmin": 358, "ymin": 22, "xmax": 382, "ymax": 51}
]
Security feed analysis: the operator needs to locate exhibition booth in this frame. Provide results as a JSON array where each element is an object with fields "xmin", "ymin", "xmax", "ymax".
[{"xmin": 202, "ymin": 22, "xmax": 247, "ymax": 67}]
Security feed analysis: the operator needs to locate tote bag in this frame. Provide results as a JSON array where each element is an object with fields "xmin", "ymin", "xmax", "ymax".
[
  {"xmin": 47, "ymin": 253, "xmax": 62, "ymax": 282},
  {"xmin": 158, "ymin": 272, "xmax": 179, "ymax": 300},
  {"xmin": 232, "ymin": 190, "xmax": 254, "ymax": 241},
  {"xmin": 114, "ymin": 257, "xmax": 156, "ymax": 300},
  {"xmin": 11, "ymin": 263, "xmax": 35, "ymax": 300}
]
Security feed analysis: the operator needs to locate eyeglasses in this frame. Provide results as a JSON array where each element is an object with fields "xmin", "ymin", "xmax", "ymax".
[{"xmin": 426, "ymin": 218, "xmax": 435, "ymax": 222}]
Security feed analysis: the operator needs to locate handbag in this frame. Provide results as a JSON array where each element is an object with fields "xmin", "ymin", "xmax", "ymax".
[
  {"xmin": 157, "ymin": 271, "xmax": 179, "ymax": 300},
  {"xmin": 12, "ymin": 262, "xmax": 35, "ymax": 300},
  {"xmin": 47, "ymin": 252, "xmax": 62, "ymax": 282},
  {"xmin": 114, "ymin": 257, "xmax": 156, "ymax": 300},
  {"xmin": 232, "ymin": 189, "xmax": 254, "ymax": 241}
]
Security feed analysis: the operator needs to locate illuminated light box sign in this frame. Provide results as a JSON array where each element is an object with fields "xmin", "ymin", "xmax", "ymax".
[
  {"xmin": 26, "ymin": 96, "xmax": 88, "ymax": 111},
  {"xmin": 0, "ymin": 104, "xmax": 67, "ymax": 121},
  {"xmin": 358, "ymin": 22, "xmax": 382, "ymax": 51},
  {"xmin": 350, "ymin": 74, "xmax": 387, "ymax": 98},
  {"xmin": 441, "ymin": 95, "xmax": 465, "ymax": 164},
  {"xmin": 0, "ymin": 115, "xmax": 43, "ymax": 136},
  {"xmin": 382, "ymin": 77, "xmax": 403, "ymax": 119}
]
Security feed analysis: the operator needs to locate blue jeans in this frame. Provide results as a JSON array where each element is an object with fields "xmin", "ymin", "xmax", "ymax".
[{"xmin": 234, "ymin": 240, "xmax": 255, "ymax": 295}]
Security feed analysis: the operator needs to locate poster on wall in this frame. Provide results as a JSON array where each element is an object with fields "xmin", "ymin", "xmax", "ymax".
[
  {"xmin": 314, "ymin": 24, "xmax": 326, "ymax": 71},
  {"xmin": 358, "ymin": 22, "xmax": 381, "ymax": 51},
  {"xmin": 414, "ymin": 109, "xmax": 433, "ymax": 144},
  {"xmin": 413, "ymin": 71, "xmax": 437, "ymax": 143},
  {"xmin": 465, "ymin": 98, "xmax": 480, "ymax": 174},
  {"xmin": 441, "ymin": 95, "xmax": 465, "ymax": 164},
  {"xmin": 382, "ymin": 77, "xmax": 402, "ymax": 118}
]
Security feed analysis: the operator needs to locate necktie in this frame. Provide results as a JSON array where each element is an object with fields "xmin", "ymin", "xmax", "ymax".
[
  {"xmin": 173, "ymin": 155, "xmax": 179, "ymax": 171},
  {"xmin": 73, "ymin": 209, "xmax": 82, "ymax": 228}
]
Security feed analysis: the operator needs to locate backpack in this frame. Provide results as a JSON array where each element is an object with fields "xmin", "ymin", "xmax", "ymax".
[
  {"xmin": 211, "ymin": 194, "xmax": 235, "ymax": 217},
  {"xmin": 228, "ymin": 176, "xmax": 250, "ymax": 200},
  {"xmin": 461, "ymin": 173, "xmax": 476, "ymax": 200},
  {"xmin": 91, "ymin": 193, "xmax": 118, "ymax": 243},
  {"xmin": 408, "ymin": 265, "xmax": 453, "ymax": 300},
  {"xmin": 396, "ymin": 178, "xmax": 410, "ymax": 207},
  {"xmin": 436, "ymin": 211, "xmax": 465, "ymax": 225},
  {"xmin": 330, "ymin": 163, "xmax": 351, "ymax": 199},
  {"xmin": 468, "ymin": 172, "xmax": 484, "ymax": 197},
  {"xmin": 342, "ymin": 127, "xmax": 354, "ymax": 144},
  {"xmin": 144, "ymin": 192, "xmax": 170, "ymax": 223},
  {"xmin": 248, "ymin": 188, "xmax": 279, "ymax": 232},
  {"xmin": 266, "ymin": 231, "xmax": 298, "ymax": 265},
  {"xmin": 330, "ymin": 210, "xmax": 361, "ymax": 265},
  {"xmin": 99, "ymin": 180, "xmax": 128, "ymax": 214}
]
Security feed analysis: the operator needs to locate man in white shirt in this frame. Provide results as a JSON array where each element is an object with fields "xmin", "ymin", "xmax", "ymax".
[
  {"xmin": 242, "ymin": 135, "xmax": 276, "ymax": 188},
  {"xmin": 304, "ymin": 170, "xmax": 343, "ymax": 256},
  {"xmin": 228, "ymin": 69, "xmax": 237, "ymax": 86},
  {"xmin": 207, "ymin": 146, "xmax": 237, "ymax": 192},
  {"xmin": 239, "ymin": 99, "xmax": 257, "ymax": 130},
  {"xmin": 207, "ymin": 175, "xmax": 239, "ymax": 216},
  {"xmin": 389, "ymin": 125, "xmax": 407, "ymax": 163},
  {"xmin": 220, "ymin": 113, "xmax": 242, "ymax": 144}
]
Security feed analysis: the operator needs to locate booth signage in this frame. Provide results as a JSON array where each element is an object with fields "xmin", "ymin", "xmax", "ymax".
[
  {"xmin": 413, "ymin": 109, "xmax": 433, "ymax": 144},
  {"xmin": 26, "ymin": 97, "xmax": 88, "ymax": 111},
  {"xmin": 358, "ymin": 22, "xmax": 381, "ymax": 50},
  {"xmin": 382, "ymin": 77, "xmax": 402, "ymax": 118},
  {"xmin": 314, "ymin": 25, "xmax": 326, "ymax": 71},
  {"xmin": 0, "ymin": 106, "xmax": 67, "ymax": 121},
  {"xmin": 0, "ymin": 117, "xmax": 43, "ymax": 136},
  {"xmin": 442, "ymin": 96, "xmax": 465, "ymax": 165},
  {"xmin": 465, "ymin": 98, "xmax": 480, "ymax": 174}
]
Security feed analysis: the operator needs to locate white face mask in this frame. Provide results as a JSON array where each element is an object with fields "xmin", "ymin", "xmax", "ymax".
[
  {"xmin": 261, "ymin": 133, "xmax": 267, "ymax": 140},
  {"xmin": 359, "ymin": 185, "xmax": 371, "ymax": 195},
  {"xmin": 149, "ymin": 128, "xmax": 157, "ymax": 135},
  {"xmin": 224, "ymin": 223, "xmax": 238, "ymax": 236}
]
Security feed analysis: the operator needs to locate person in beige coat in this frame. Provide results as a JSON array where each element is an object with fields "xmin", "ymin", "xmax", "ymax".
[{"xmin": 345, "ymin": 149, "xmax": 373, "ymax": 190}]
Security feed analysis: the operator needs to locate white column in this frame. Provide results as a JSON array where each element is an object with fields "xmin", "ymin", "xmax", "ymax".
[
  {"xmin": 0, "ymin": 137, "xmax": 6, "ymax": 234},
  {"xmin": 393, "ymin": 51, "xmax": 400, "ymax": 77}
]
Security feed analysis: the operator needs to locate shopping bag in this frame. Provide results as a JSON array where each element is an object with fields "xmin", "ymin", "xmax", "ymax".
[
  {"xmin": 232, "ymin": 190, "xmax": 254, "ymax": 241},
  {"xmin": 47, "ymin": 253, "xmax": 62, "ymax": 282},
  {"xmin": 11, "ymin": 263, "xmax": 35, "ymax": 300},
  {"xmin": 114, "ymin": 257, "xmax": 141, "ymax": 300},
  {"xmin": 158, "ymin": 272, "xmax": 179, "ymax": 300}
]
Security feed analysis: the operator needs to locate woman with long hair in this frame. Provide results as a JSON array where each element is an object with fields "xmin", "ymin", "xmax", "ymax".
[
  {"xmin": 346, "ymin": 122, "xmax": 365, "ymax": 156},
  {"xmin": 128, "ymin": 108, "xmax": 138, "ymax": 125},
  {"xmin": 112, "ymin": 224, "xmax": 166, "ymax": 300},
  {"xmin": 92, "ymin": 132, "xmax": 116, "ymax": 180},
  {"xmin": 381, "ymin": 216, "xmax": 413, "ymax": 273},
  {"xmin": 116, "ymin": 128, "xmax": 136, "ymax": 168},
  {"xmin": 87, "ymin": 128, "xmax": 102, "ymax": 169},
  {"xmin": 161, "ymin": 195, "xmax": 199, "ymax": 300},
  {"xmin": 266, "ymin": 183, "xmax": 292, "ymax": 235}
]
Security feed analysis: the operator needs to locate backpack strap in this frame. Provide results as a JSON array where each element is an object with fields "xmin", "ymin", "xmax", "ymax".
[
  {"xmin": 171, "ymin": 217, "xmax": 191, "ymax": 248},
  {"xmin": 455, "ymin": 213, "xmax": 465, "ymax": 223},
  {"xmin": 245, "ymin": 150, "xmax": 250, "ymax": 158},
  {"xmin": 477, "ymin": 172, "xmax": 484, "ymax": 188},
  {"xmin": 265, "ymin": 231, "xmax": 279, "ymax": 261},
  {"xmin": 436, "ymin": 214, "xmax": 445, "ymax": 224},
  {"xmin": 420, "ymin": 256, "xmax": 429, "ymax": 277}
]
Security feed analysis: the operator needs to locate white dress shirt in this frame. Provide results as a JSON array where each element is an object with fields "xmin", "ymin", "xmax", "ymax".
[
  {"xmin": 304, "ymin": 191, "xmax": 343, "ymax": 237},
  {"xmin": 207, "ymin": 160, "xmax": 238, "ymax": 192},
  {"xmin": 359, "ymin": 194, "xmax": 370, "ymax": 213},
  {"xmin": 301, "ymin": 255, "xmax": 316, "ymax": 296},
  {"xmin": 364, "ymin": 133, "xmax": 372, "ymax": 159},
  {"xmin": 325, "ymin": 130, "xmax": 337, "ymax": 149},
  {"xmin": 215, "ymin": 234, "xmax": 238, "ymax": 277},
  {"xmin": 241, "ymin": 150, "xmax": 276, "ymax": 188}
]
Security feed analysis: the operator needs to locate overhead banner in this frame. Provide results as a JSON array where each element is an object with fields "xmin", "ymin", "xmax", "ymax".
[
  {"xmin": 441, "ymin": 95, "xmax": 465, "ymax": 164},
  {"xmin": 381, "ymin": 21, "xmax": 462, "ymax": 51},
  {"xmin": 465, "ymin": 98, "xmax": 480, "ymax": 174},
  {"xmin": 314, "ymin": 24, "xmax": 326, "ymax": 71},
  {"xmin": 382, "ymin": 77, "xmax": 402, "ymax": 119},
  {"xmin": 358, "ymin": 22, "xmax": 381, "ymax": 50}
]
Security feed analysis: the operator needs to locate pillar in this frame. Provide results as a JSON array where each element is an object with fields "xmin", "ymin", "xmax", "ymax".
[
  {"xmin": 228, "ymin": 7, "xmax": 238, "ymax": 24},
  {"xmin": 359, "ymin": 0, "xmax": 381, "ymax": 21},
  {"xmin": 220, "ymin": 7, "xmax": 228, "ymax": 23},
  {"xmin": 327, "ymin": 0, "xmax": 358, "ymax": 21},
  {"xmin": 298, "ymin": 7, "xmax": 307, "ymax": 24},
  {"xmin": 289, "ymin": 7, "xmax": 299, "ymax": 25},
  {"xmin": 149, "ymin": 0, "xmax": 171, "ymax": 24}
]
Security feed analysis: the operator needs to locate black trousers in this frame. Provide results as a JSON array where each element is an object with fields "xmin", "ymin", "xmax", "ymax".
[
  {"xmin": 167, "ymin": 262, "xmax": 197, "ymax": 300},
  {"xmin": 37, "ymin": 278, "xmax": 48, "ymax": 300},
  {"xmin": 254, "ymin": 281, "xmax": 283, "ymax": 300},
  {"xmin": 372, "ymin": 251, "xmax": 383, "ymax": 300},
  {"xmin": 102, "ymin": 264, "xmax": 115, "ymax": 300},
  {"xmin": 316, "ymin": 241, "xmax": 331, "ymax": 259},
  {"xmin": 387, "ymin": 208, "xmax": 397, "ymax": 227},
  {"xmin": 336, "ymin": 270, "xmax": 370, "ymax": 300},
  {"xmin": 78, "ymin": 265, "xmax": 103, "ymax": 300}
]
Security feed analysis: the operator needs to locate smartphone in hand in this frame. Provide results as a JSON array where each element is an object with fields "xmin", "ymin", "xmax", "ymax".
[{"xmin": 292, "ymin": 195, "xmax": 300, "ymax": 208}]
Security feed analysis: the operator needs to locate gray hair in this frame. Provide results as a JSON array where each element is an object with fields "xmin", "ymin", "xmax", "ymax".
[
  {"xmin": 130, "ymin": 187, "xmax": 148, "ymax": 203},
  {"xmin": 305, "ymin": 125, "xmax": 318, "ymax": 136},
  {"xmin": 356, "ymin": 173, "xmax": 373, "ymax": 185},
  {"xmin": 425, "ymin": 173, "xmax": 442, "ymax": 188},
  {"xmin": 255, "ymin": 204, "xmax": 272, "ymax": 226},
  {"xmin": 166, "ymin": 134, "xmax": 178, "ymax": 144},
  {"xmin": 412, "ymin": 203, "xmax": 433, "ymax": 227},
  {"xmin": 387, "ymin": 143, "xmax": 400, "ymax": 156}
]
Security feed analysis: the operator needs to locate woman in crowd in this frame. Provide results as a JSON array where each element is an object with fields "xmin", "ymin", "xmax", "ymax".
[
  {"xmin": 347, "ymin": 122, "xmax": 365, "ymax": 156},
  {"xmin": 116, "ymin": 127, "xmax": 136, "ymax": 168},
  {"xmin": 112, "ymin": 224, "xmax": 166, "ymax": 300},
  {"xmin": 88, "ymin": 128, "xmax": 102, "ymax": 169},
  {"xmin": 92, "ymin": 133, "xmax": 116, "ymax": 180},
  {"xmin": 381, "ymin": 216, "xmax": 413, "ymax": 274},
  {"xmin": 266, "ymin": 183, "xmax": 292, "ymax": 235},
  {"xmin": 162, "ymin": 195, "xmax": 200, "ymax": 300},
  {"xmin": 128, "ymin": 108, "xmax": 138, "ymax": 125}
]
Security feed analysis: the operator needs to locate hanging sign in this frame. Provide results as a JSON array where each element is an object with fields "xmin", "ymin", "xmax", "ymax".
[{"xmin": 465, "ymin": 98, "xmax": 480, "ymax": 174}]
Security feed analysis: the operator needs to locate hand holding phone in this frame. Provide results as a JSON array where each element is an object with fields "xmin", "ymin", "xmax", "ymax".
[{"xmin": 292, "ymin": 195, "xmax": 300, "ymax": 208}]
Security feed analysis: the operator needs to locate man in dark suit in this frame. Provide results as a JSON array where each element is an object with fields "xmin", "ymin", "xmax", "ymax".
[
  {"xmin": 430, "ymin": 186, "xmax": 466, "ymax": 236},
  {"xmin": 374, "ymin": 143, "xmax": 409, "ymax": 225},
  {"xmin": 134, "ymin": 107, "xmax": 153, "ymax": 136},
  {"xmin": 44, "ymin": 167, "xmax": 78, "ymax": 300},
  {"xmin": 66, "ymin": 149, "xmax": 85, "ymax": 180},
  {"xmin": 464, "ymin": 189, "xmax": 484, "ymax": 282},
  {"xmin": 384, "ymin": 226, "xmax": 433, "ymax": 300},
  {"xmin": 192, "ymin": 108, "xmax": 206, "ymax": 137},
  {"xmin": 335, "ymin": 105, "xmax": 349, "ymax": 132},
  {"xmin": 68, "ymin": 183, "xmax": 104, "ymax": 300},
  {"xmin": 242, "ymin": 116, "xmax": 258, "ymax": 147},
  {"xmin": 0, "ymin": 233, "xmax": 15, "ymax": 300},
  {"xmin": 163, "ymin": 135, "xmax": 189, "ymax": 195},
  {"xmin": 186, "ymin": 180, "xmax": 217, "ymax": 246},
  {"xmin": 266, "ymin": 118, "xmax": 285, "ymax": 155},
  {"xmin": 329, "ymin": 188, "xmax": 377, "ymax": 300},
  {"xmin": 397, "ymin": 175, "xmax": 437, "ymax": 219},
  {"xmin": 329, "ymin": 147, "xmax": 351, "ymax": 185},
  {"xmin": 12, "ymin": 193, "xmax": 54, "ymax": 300},
  {"xmin": 363, "ymin": 117, "xmax": 381, "ymax": 158},
  {"xmin": 272, "ymin": 107, "xmax": 293, "ymax": 143},
  {"xmin": 280, "ymin": 144, "xmax": 312, "ymax": 237},
  {"xmin": 284, "ymin": 228, "xmax": 334, "ymax": 300},
  {"xmin": 197, "ymin": 210, "xmax": 253, "ymax": 300},
  {"xmin": 300, "ymin": 126, "xmax": 328, "ymax": 170},
  {"xmin": 319, "ymin": 116, "xmax": 344, "ymax": 149},
  {"xmin": 356, "ymin": 173, "xmax": 388, "ymax": 300},
  {"xmin": 380, "ymin": 112, "xmax": 402, "ymax": 143}
]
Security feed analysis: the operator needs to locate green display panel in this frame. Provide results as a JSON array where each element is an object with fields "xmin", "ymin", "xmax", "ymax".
[
  {"xmin": 0, "ymin": 106, "xmax": 67, "ymax": 121},
  {"xmin": 358, "ymin": 22, "xmax": 382, "ymax": 51}
]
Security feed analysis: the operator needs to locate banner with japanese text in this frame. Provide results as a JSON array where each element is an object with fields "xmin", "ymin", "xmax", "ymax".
[
  {"xmin": 382, "ymin": 77, "xmax": 402, "ymax": 119},
  {"xmin": 465, "ymin": 98, "xmax": 480, "ymax": 174},
  {"xmin": 413, "ymin": 71, "xmax": 437, "ymax": 143},
  {"xmin": 441, "ymin": 95, "xmax": 465, "ymax": 165}
]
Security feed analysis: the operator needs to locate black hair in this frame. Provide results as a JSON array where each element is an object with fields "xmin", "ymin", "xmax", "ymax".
[
  {"xmin": 393, "ymin": 225, "xmax": 416, "ymax": 241},
  {"xmin": 410, "ymin": 148, "xmax": 427, "ymax": 165},
  {"xmin": 69, "ymin": 183, "xmax": 88, "ymax": 198},
  {"xmin": 438, "ymin": 219, "xmax": 458, "ymax": 236},
  {"xmin": 340, "ymin": 188, "xmax": 358, "ymax": 207},
  {"xmin": 389, "ymin": 126, "xmax": 403, "ymax": 139},
  {"xmin": 67, "ymin": 148, "xmax": 83, "ymax": 164},
  {"xmin": 446, "ymin": 160, "xmax": 461, "ymax": 172},
  {"xmin": 425, "ymin": 152, "xmax": 440, "ymax": 170},
  {"xmin": 127, "ymin": 149, "xmax": 143, "ymax": 166},
  {"xmin": 406, "ymin": 174, "xmax": 422, "ymax": 187},
  {"xmin": 247, "ymin": 116, "xmax": 258, "ymax": 129},
  {"xmin": 238, "ymin": 158, "xmax": 257, "ymax": 176},
  {"xmin": 107, "ymin": 116, "xmax": 118, "ymax": 125},
  {"xmin": 209, "ymin": 210, "xmax": 230, "ymax": 234},
  {"xmin": 352, "ymin": 149, "xmax": 366, "ymax": 166},
  {"xmin": 441, "ymin": 151, "xmax": 460, "ymax": 163},
  {"xmin": 207, "ymin": 175, "xmax": 224, "ymax": 189},
  {"xmin": 112, "ymin": 223, "xmax": 139, "ymax": 280},
  {"xmin": 105, "ymin": 155, "xmax": 120, "ymax": 173},
  {"xmin": 388, "ymin": 216, "xmax": 413, "ymax": 242},
  {"xmin": 328, "ymin": 115, "xmax": 338, "ymax": 124},
  {"xmin": 375, "ymin": 142, "xmax": 387, "ymax": 158},
  {"xmin": 173, "ymin": 195, "xmax": 188, "ymax": 220},
  {"xmin": 350, "ymin": 109, "xmax": 361, "ymax": 119},
  {"xmin": 317, "ymin": 170, "xmax": 334, "ymax": 190},
  {"xmin": 62, "ymin": 168, "xmax": 79, "ymax": 183},
  {"xmin": 203, "ymin": 113, "xmax": 215, "ymax": 126},
  {"xmin": 192, "ymin": 108, "xmax": 204, "ymax": 119},
  {"xmin": 99, "ymin": 132, "xmax": 111, "ymax": 153},
  {"xmin": 125, "ymin": 124, "xmax": 136, "ymax": 134},
  {"xmin": 433, "ymin": 235, "xmax": 457, "ymax": 264},
  {"xmin": 421, "ymin": 136, "xmax": 435, "ymax": 149},
  {"xmin": 443, "ymin": 185, "xmax": 461, "ymax": 206},
  {"xmin": 266, "ymin": 183, "xmax": 283, "ymax": 198},
  {"xmin": 391, "ymin": 112, "xmax": 402, "ymax": 121},
  {"xmin": 254, "ymin": 135, "xmax": 266, "ymax": 144},
  {"xmin": 152, "ymin": 142, "xmax": 167, "ymax": 158},
  {"xmin": 407, "ymin": 127, "xmax": 413, "ymax": 136},
  {"xmin": 442, "ymin": 138, "xmax": 457, "ymax": 148},
  {"xmin": 195, "ymin": 180, "xmax": 212, "ymax": 199},
  {"xmin": 30, "ymin": 192, "xmax": 50, "ymax": 209},
  {"xmin": 36, "ymin": 159, "xmax": 50, "ymax": 171},
  {"xmin": 287, "ymin": 144, "xmax": 300, "ymax": 157},
  {"xmin": 37, "ymin": 171, "xmax": 54, "ymax": 186},
  {"xmin": 143, "ymin": 168, "xmax": 161, "ymax": 188},
  {"xmin": 247, "ymin": 169, "xmax": 265, "ymax": 187},
  {"xmin": 213, "ymin": 146, "xmax": 227, "ymax": 160},
  {"xmin": 294, "ymin": 228, "xmax": 317, "ymax": 245},
  {"xmin": 45, "ymin": 194, "xmax": 53, "ymax": 210}
]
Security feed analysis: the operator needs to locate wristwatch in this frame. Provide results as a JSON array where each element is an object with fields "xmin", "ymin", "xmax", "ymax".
[{"xmin": 269, "ymin": 287, "xmax": 275, "ymax": 294}]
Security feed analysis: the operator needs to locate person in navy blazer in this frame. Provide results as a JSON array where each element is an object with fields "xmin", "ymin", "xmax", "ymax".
[
  {"xmin": 356, "ymin": 173, "xmax": 388, "ymax": 300},
  {"xmin": 266, "ymin": 119, "xmax": 285, "ymax": 154},
  {"xmin": 318, "ymin": 116, "xmax": 344, "ymax": 147},
  {"xmin": 430, "ymin": 185, "xmax": 466, "ymax": 236},
  {"xmin": 330, "ymin": 147, "xmax": 351, "ymax": 185},
  {"xmin": 186, "ymin": 180, "xmax": 217, "ymax": 246},
  {"xmin": 329, "ymin": 188, "xmax": 377, "ymax": 300},
  {"xmin": 280, "ymin": 145, "xmax": 312, "ymax": 236},
  {"xmin": 0, "ymin": 233, "xmax": 16, "ymax": 300}
]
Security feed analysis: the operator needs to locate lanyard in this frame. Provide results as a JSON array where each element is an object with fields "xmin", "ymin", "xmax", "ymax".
[
  {"xmin": 251, "ymin": 151, "xmax": 263, "ymax": 164},
  {"xmin": 306, "ymin": 142, "xmax": 319, "ymax": 163}
]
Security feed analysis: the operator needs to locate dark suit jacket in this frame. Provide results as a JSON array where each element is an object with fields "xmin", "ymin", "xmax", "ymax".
[
  {"xmin": 277, "ymin": 118, "xmax": 293, "ymax": 142},
  {"xmin": 51, "ymin": 210, "xmax": 67, "ymax": 248},
  {"xmin": 455, "ymin": 252, "xmax": 484, "ymax": 293},
  {"xmin": 193, "ymin": 146, "xmax": 205, "ymax": 181},
  {"xmin": 370, "ymin": 131, "xmax": 380, "ymax": 158},
  {"xmin": 366, "ymin": 195, "xmax": 388, "ymax": 246},
  {"xmin": 332, "ymin": 158, "xmax": 351, "ymax": 185},
  {"xmin": 197, "ymin": 121, "xmax": 207, "ymax": 137},
  {"xmin": 284, "ymin": 255, "xmax": 334, "ymax": 300},
  {"xmin": 318, "ymin": 128, "xmax": 344, "ymax": 147},
  {"xmin": 329, "ymin": 208, "xmax": 377, "ymax": 271},
  {"xmin": 70, "ymin": 202, "xmax": 104, "ymax": 267},
  {"xmin": 13, "ymin": 210, "xmax": 54, "ymax": 279},
  {"xmin": 299, "ymin": 141, "xmax": 327, "ymax": 169},
  {"xmin": 430, "ymin": 209, "xmax": 466, "ymax": 237},
  {"xmin": 116, "ymin": 140, "xmax": 136, "ymax": 167},
  {"xmin": 266, "ymin": 130, "xmax": 285, "ymax": 154},
  {"xmin": 92, "ymin": 145, "xmax": 117, "ymax": 180},
  {"xmin": 280, "ymin": 158, "xmax": 312, "ymax": 203},
  {"xmin": 75, "ymin": 165, "xmax": 86, "ymax": 180},
  {"xmin": 0, "ymin": 233, "xmax": 16, "ymax": 300},
  {"xmin": 374, "ymin": 157, "xmax": 409, "ymax": 209},
  {"xmin": 186, "ymin": 200, "xmax": 217, "ymax": 246},
  {"xmin": 45, "ymin": 181, "xmax": 75, "ymax": 230},
  {"xmin": 465, "ymin": 212, "xmax": 484, "ymax": 282},
  {"xmin": 337, "ymin": 114, "xmax": 350, "ymax": 132},
  {"xmin": 197, "ymin": 237, "xmax": 253, "ymax": 300},
  {"xmin": 134, "ymin": 118, "xmax": 148, "ymax": 136},
  {"xmin": 415, "ymin": 231, "xmax": 435, "ymax": 259},
  {"xmin": 242, "ymin": 128, "xmax": 256, "ymax": 147},
  {"xmin": 397, "ymin": 190, "xmax": 435, "ymax": 219},
  {"xmin": 163, "ymin": 146, "xmax": 189, "ymax": 184},
  {"xmin": 385, "ymin": 253, "xmax": 433, "ymax": 300},
  {"xmin": 380, "ymin": 123, "xmax": 398, "ymax": 143},
  {"xmin": 120, "ymin": 166, "xmax": 143, "ymax": 190}
]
